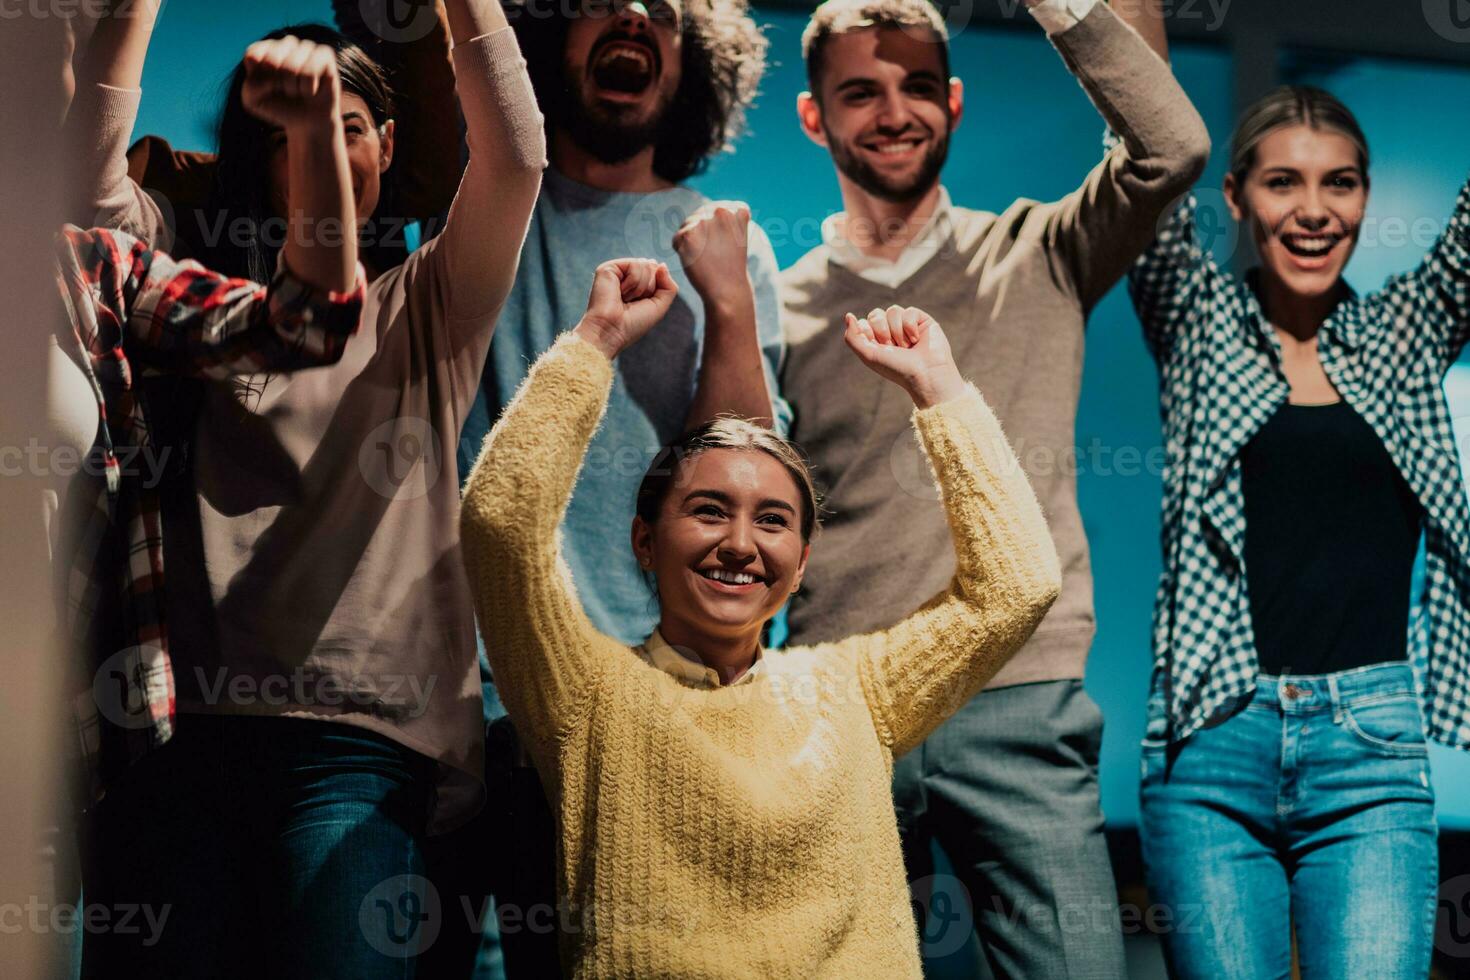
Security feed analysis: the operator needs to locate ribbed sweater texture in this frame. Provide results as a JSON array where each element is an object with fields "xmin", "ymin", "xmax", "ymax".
[{"xmin": 460, "ymin": 334, "xmax": 1061, "ymax": 977}]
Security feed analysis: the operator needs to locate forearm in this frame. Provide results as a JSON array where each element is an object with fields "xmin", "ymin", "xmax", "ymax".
[
  {"xmin": 70, "ymin": 227, "xmax": 361, "ymax": 375},
  {"xmin": 854, "ymin": 386, "xmax": 1061, "ymax": 755},
  {"xmin": 62, "ymin": 84, "xmax": 169, "ymax": 243},
  {"xmin": 282, "ymin": 122, "xmax": 358, "ymax": 294},
  {"xmin": 460, "ymin": 333, "xmax": 616, "ymax": 738},
  {"xmin": 1049, "ymin": 3, "xmax": 1207, "ymax": 186},
  {"xmin": 74, "ymin": 0, "xmax": 159, "ymax": 89},
  {"xmin": 445, "ymin": 0, "xmax": 508, "ymax": 44},
  {"xmin": 1106, "ymin": 0, "xmax": 1169, "ymax": 61},
  {"xmin": 685, "ymin": 287, "xmax": 776, "ymax": 428},
  {"xmin": 387, "ymin": 3, "xmax": 460, "ymax": 221},
  {"xmin": 431, "ymin": 28, "xmax": 545, "ymax": 322}
]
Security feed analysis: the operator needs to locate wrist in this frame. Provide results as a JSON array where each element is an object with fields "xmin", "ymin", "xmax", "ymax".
[
  {"xmin": 282, "ymin": 113, "xmax": 344, "ymax": 143},
  {"xmin": 573, "ymin": 319, "xmax": 621, "ymax": 361},
  {"xmin": 907, "ymin": 366, "xmax": 966, "ymax": 409}
]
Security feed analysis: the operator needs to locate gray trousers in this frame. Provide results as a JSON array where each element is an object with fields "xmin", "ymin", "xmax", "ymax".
[{"xmin": 894, "ymin": 678, "xmax": 1126, "ymax": 980}]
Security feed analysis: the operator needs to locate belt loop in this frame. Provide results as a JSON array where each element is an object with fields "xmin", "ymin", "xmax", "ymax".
[{"xmin": 1327, "ymin": 674, "xmax": 1343, "ymax": 724}]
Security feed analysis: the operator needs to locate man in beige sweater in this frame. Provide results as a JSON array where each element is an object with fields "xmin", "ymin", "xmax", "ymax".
[{"xmin": 780, "ymin": 0, "xmax": 1208, "ymax": 975}]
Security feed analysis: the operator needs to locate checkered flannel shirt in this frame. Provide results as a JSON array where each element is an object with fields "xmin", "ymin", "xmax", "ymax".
[
  {"xmin": 1128, "ymin": 179, "xmax": 1470, "ymax": 749},
  {"xmin": 55, "ymin": 226, "xmax": 364, "ymax": 798}
]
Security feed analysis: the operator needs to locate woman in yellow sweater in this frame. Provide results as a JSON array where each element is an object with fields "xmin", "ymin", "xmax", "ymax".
[{"xmin": 459, "ymin": 257, "xmax": 1063, "ymax": 979}]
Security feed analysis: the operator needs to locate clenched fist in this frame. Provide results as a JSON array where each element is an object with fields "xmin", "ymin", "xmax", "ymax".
[
  {"xmin": 672, "ymin": 202, "xmax": 751, "ymax": 309},
  {"xmin": 844, "ymin": 305, "xmax": 966, "ymax": 408},
  {"xmin": 241, "ymin": 36, "xmax": 341, "ymax": 132},
  {"xmin": 574, "ymin": 258, "xmax": 680, "ymax": 360}
]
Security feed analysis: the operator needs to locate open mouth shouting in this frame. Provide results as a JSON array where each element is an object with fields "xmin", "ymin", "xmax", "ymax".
[
  {"xmin": 589, "ymin": 35, "xmax": 660, "ymax": 100},
  {"xmin": 1278, "ymin": 229, "xmax": 1348, "ymax": 270}
]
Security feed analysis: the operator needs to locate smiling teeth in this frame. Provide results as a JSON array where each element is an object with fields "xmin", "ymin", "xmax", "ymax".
[
  {"xmin": 705, "ymin": 569, "xmax": 757, "ymax": 585},
  {"xmin": 874, "ymin": 140, "xmax": 920, "ymax": 155},
  {"xmin": 1284, "ymin": 234, "xmax": 1335, "ymax": 256}
]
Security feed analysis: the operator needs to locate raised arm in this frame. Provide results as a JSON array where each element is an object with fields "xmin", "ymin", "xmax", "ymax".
[
  {"xmin": 332, "ymin": 0, "xmax": 462, "ymax": 224},
  {"xmin": 238, "ymin": 37, "xmax": 360, "ymax": 294},
  {"xmin": 460, "ymin": 259, "xmax": 677, "ymax": 743},
  {"xmin": 1126, "ymin": 192, "xmax": 1221, "ymax": 363},
  {"xmin": 420, "ymin": 0, "xmax": 545, "ymax": 322},
  {"xmin": 1382, "ymin": 177, "xmax": 1470, "ymax": 374},
  {"xmin": 675, "ymin": 202, "xmax": 781, "ymax": 429},
  {"xmin": 830, "ymin": 307, "xmax": 1062, "ymax": 759},
  {"xmin": 58, "ymin": 226, "xmax": 364, "ymax": 378},
  {"xmin": 1029, "ymin": 0, "xmax": 1211, "ymax": 311},
  {"xmin": 64, "ymin": 0, "xmax": 169, "ymax": 244}
]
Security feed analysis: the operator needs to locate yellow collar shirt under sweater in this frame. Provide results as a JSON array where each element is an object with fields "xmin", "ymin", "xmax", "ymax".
[
  {"xmin": 460, "ymin": 334, "xmax": 1062, "ymax": 979},
  {"xmin": 638, "ymin": 629, "xmax": 764, "ymax": 688}
]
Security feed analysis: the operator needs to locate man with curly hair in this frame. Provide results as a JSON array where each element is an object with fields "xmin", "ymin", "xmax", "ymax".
[
  {"xmin": 437, "ymin": 0, "xmax": 787, "ymax": 975},
  {"xmin": 780, "ymin": 0, "xmax": 1209, "ymax": 976}
]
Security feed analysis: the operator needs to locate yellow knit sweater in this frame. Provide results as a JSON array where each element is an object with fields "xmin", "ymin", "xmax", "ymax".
[{"xmin": 459, "ymin": 333, "xmax": 1062, "ymax": 979}]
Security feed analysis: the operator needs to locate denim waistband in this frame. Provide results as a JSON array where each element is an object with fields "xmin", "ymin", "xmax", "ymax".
[{"xmin": 1254, "ymin": 661, "xmax": 1418, "ymax": 714}]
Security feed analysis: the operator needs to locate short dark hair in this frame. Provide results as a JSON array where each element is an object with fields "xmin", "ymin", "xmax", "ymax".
[
  {"xmin": 636, "ymin": 417, "xmax": 821, "ymax": 542},
  {"xmin": 508, "ymin": 0, "xmax": 767, "ymax": 184},
  {"xmin": 802, "ymin": 0, "xmax": 950, "ymax": 99}
]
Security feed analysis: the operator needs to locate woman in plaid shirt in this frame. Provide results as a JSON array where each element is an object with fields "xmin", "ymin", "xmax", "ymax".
[{"xmin": 1127, "ymin": 61, "xmax": 1470, "ymax": 980}]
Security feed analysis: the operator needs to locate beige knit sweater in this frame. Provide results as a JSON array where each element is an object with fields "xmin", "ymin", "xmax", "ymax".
[
  {"xmin": 460, "ymin": 333, "xmax": 1062, "ymax": 978},
  {"xmin": 781, "ymin": 2, "xmax": 1211, "ymax": 687}
]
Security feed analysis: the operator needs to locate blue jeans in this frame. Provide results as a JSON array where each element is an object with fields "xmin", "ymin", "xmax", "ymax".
[
  {"xmin": 1139, "ymin": 662, "xmax": 1438, "ymax": 979},
  {"xmin": 82, "ymin": 714, "xmax": 435, "ymax": 979}
]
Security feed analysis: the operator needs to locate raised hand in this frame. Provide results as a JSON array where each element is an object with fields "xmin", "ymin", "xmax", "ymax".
[
  {"xmin": 672, "ymin": 202, "xmax": 752, "ymax": 309},
  {"xmin": 844, "ymin": 305, "xmax": 966, "ymax": 408},
  {"xmin": 574, "ymin": 258, "xmax": 679, "ymax": 360},
  {"xmin": 241, "ymin": 36, "xmax": 342, "ymax": 132}
]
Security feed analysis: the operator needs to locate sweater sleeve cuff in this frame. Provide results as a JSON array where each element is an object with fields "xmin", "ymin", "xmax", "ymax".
[
  {"xmin": 74, "ymin": 82, "xmax": 142, "ymax": 170},
  {"xmin": 552, "ymin": 330, "xmax": 618, "ymax": 386},
  {"xmin": 451, "ymin": 26, "xmax": 549, "ymax": 171},
  {"xmin": 268, "ymin": 251, "xmax": 370, "ymax": 338},
  {"xmin": 1027, "ymin": 0, "xmax": 1101, "ymax": 35}
]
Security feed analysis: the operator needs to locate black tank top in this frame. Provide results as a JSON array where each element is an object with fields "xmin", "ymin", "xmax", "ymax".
[{"xmin": 1239, "ymin": 400, "xmax": 1423, "ymax": 675}]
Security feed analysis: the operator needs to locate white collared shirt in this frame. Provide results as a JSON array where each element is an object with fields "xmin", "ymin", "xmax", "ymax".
[
  {"xmin": 637, "ymin": 629, "xmax": 763, "ymax": 689},
  {"xmin": 821, "ymin": 187, "xmax": 957, "ymax": 290}
]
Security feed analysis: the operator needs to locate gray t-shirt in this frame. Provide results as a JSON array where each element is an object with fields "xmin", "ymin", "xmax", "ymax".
[{"xmin": 460, "ymin": 167, "xmax": 789, "ymax": 647}]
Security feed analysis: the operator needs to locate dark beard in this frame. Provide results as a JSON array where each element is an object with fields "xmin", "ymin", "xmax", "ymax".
[
  {"xmin": 826, "ymin": 126, "xmax": 949, "ymax": 204},
  {"xmin": 558, "ymin": 67, "xmax": 671, "ymax": 167}
]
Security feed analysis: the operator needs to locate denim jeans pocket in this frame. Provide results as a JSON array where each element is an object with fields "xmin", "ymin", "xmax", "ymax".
[{"xmin": 1340, "ymin": 694, "xmax": 1429, "ymax": 756}]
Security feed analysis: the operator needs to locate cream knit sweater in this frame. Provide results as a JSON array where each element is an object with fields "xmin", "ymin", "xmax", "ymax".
[{"xmin": 460, "ymin": 333, "xmax": 1062, "ymax": 978}]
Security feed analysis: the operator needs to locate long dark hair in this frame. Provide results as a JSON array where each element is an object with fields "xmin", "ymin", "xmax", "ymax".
[
  {"xmin": 205, "ymin": 23, "xmax": 397, "ymax": 283},
  {"xmin": 509, "ymin": 0, "xmax": 767, "ymax": 184}
]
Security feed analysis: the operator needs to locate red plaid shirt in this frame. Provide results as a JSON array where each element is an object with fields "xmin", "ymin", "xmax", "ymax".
[{"xmin": 54, "ymin": 226, "xmax": 364, "ymax": 799}]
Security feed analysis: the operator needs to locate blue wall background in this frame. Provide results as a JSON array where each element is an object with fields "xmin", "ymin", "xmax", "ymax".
[{"xmin": 130, "ymin": 3, "xmax": 1470, "ymax": 828}]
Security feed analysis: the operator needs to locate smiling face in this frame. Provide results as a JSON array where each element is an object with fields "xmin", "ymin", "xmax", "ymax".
[
  {"xmin": 800, "ymin": 25, "xmax": 959, "ymax": 204},
  {"xmin": 1225, "ymin": 124, "xmax": 1368, "ymax": 303},
  {"xmin": 632, "ymin": 447, "xmax": 810, "ymax": 645},
  {"xmin": 266, "ymin": 91, "xmax": 394, "ymax": 224},
  {"xmin": 561, "ymin": 0, "xmax": 684, "ymax": 164}
]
